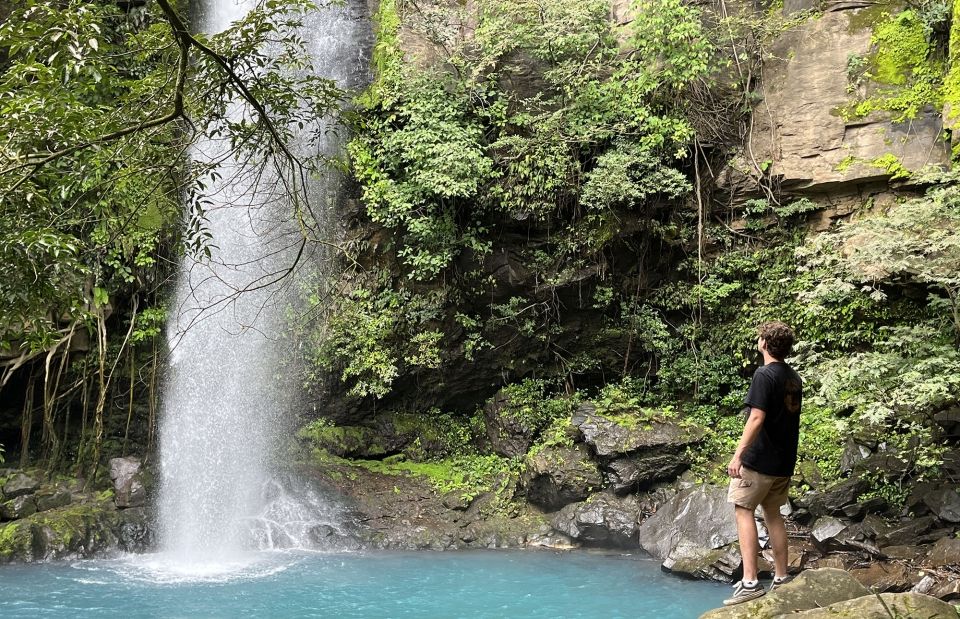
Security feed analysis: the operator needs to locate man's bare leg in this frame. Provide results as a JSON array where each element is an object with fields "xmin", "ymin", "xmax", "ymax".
[
  {"xmin": 735, "ymin": 505, "xmax": 760, "ymax": 582},
  {"xmin": 763, "ymin": 504, "xmax": 789, "ymax": 578}
]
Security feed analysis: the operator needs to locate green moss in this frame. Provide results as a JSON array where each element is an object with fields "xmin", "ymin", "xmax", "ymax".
[
  {"xmin": 358, "ymin": 0, "xmax": 403, "ymax": 107},
  {"xmin": 0, "ymin": 522, "xmax": 32, "ymax": 559},
  {"xmin": 869, "ymin": 153, "xmax": 912, "ymax": 179},
  {"xmin": 348, "ymin": 454, "xmax": 518, "ymax": 506},
  {"xmin": 297, "ymin": 421, "xmax": 387, "ymax": 458},
  {"xmin": 840, "ymin": 8, "xmax": 944, "ymax": 122},
  {"xmin": 871, "ymin": 11, "xmax": 929, "ymax": 84}
]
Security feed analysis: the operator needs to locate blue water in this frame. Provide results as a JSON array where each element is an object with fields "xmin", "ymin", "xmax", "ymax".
[{"xmin": 0, "ymin": 550, "xmax": 726, "ymax": 618}]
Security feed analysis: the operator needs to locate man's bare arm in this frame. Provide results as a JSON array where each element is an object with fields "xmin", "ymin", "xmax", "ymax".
[{"xmin": 727, "ymin": 407, "xmax": 766, "ymax": 478}]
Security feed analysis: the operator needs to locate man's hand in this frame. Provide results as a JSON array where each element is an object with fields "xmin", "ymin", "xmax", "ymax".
[{"xmin": 727, "ymin": 456, "xmax": 742, "ymax": 478}]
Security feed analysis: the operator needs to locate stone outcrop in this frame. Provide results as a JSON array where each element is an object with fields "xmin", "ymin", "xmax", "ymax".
[
  {"xmin": 109, "ymin": 457, "xmax": 146, "ymax": 509},
  {"xmin": 572, "ymin": 404, "xmax": 704, "ymax": 493},
  {"xmin": 483, "ymin": 389, "xmax": 541, "ymax": 458},
  {"xmin": 732, "ymin": 7, "xmax": 950, "ymax": 195},
  {"xmin": 637, "ymin": 484, "xmax": 742, "ymax": 580},
  {"xmin": 521, "ymin": 444, "xmax": 603, "ymax": 512},
  {"xmin": 550, "ymin": 493, "xmax": 641, "ymax": 548}
]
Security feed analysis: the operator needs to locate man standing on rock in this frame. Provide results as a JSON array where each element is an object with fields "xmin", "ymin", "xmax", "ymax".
[{"xmin": 724, "ymin": 321, "xmax": 803, "ymax": 606}]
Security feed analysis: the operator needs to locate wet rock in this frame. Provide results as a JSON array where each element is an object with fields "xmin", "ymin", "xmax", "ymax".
[
  {"xmin": 699, "ymin": 568, "xmax": 870, "ymax": 618},
  {"xmin": 109, "ymin": 457, "xmax": 145, "ymax": 508},
  {"xmin": 116, "ymin": 507, "xmax": 152, "ymax": 553},
  {"xmin": 572, "ymin": 404, "xmax": 703, "ymax": 457},
  {"xmin": 849, "ymin": 561, "xmax": 921, "ymax": 592},
  {"xmin": 605, "ymin": 454, "xmax": 687, "ymax": 494},
  {"xmin": 35, "ymin": 488, "xmax": 72, "ymax": 513},
  {"xmin": 550, "ymin": 493, "xmax": 641, "ymax": 547},
  {"xmin": 637, "ymin": 485, "xmax": 739, "ymax": 581},
  {"xmin": 926, "ymin": 536, "xmax": 960, "ymax": 568},
  {"xmin": 521, "ymin": 444, "xmax": 602, "ymax": 512},
  {"xmin": 0, "ymin": 495, "xmax": 37, "ymax": 520},
  {"xmin": 2, "ymin": 473, "xmax": 40, "ymax": 499},
  {"xmin": 663, "ymin": 541, "xmax": 742, "ymax": 581},
  {"xmin": 0, "ymin": 501, "xmax": 123, "ymax": 563}
]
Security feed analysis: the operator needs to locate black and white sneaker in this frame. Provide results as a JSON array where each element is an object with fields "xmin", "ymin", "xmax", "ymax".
[
  {"xmin": 723, "ymin": 580, "xmax": 766, "ymax": 606},
  {"xmin": 769, "ymin": 575, "xmax": 794, "ymax": 592}
]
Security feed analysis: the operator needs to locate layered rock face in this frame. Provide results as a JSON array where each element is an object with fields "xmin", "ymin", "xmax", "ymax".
[{"xmin": 0, "ymin": 459, "xmax": 150, "ymax": 563}]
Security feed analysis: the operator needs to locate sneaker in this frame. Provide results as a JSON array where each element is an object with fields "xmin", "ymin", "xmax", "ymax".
[
  {"xmin": 723, "ymin": 580, "xmax": 766, "ymax": 606},
  {"xmin": 769, "ymin": 575, "xmax": 794, "ymax": 592}
]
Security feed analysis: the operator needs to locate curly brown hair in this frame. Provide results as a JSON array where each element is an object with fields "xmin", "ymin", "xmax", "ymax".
[{"xmin": 758, "ymin": 321, "xmax": 795, "ymax": 360}]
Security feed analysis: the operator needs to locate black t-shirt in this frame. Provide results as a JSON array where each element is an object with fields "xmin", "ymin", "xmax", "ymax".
[{"xmin": 740, "ymin": 362, "xmax": 803, "ymax": 477}]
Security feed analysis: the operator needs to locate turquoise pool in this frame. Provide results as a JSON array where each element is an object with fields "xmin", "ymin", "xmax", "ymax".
[{"xmin": 0, "ymin": 550, "xmax": 727, "ymax": 618}]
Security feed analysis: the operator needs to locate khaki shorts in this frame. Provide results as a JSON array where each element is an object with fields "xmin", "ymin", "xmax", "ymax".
[{"xmin": 727, "ymin": 466, "xmax": 790, "ymax": 511}]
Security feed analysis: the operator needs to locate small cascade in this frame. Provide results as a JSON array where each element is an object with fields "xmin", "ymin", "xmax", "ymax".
[{"xmin": 156, "ymin": 0, "xmax": 371, "ymax": 565}]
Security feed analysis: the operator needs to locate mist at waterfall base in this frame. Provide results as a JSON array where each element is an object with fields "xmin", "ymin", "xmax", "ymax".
[
  {"xmin": 154, "ymin": 0, "xmax": 368, "ymax": 568},
  {"xmin": 0, "ymin": 551, "xmax": 727, "ymax": 618}
]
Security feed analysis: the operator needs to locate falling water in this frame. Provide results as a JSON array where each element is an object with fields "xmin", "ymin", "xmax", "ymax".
[{"xmin": 157, "ymin": 0, "xmax": 371, "ymax": 565}]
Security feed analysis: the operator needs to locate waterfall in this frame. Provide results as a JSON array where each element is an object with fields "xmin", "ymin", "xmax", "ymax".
[{"xmin": 156, "ymin": 0, "xmax": 370, "ymax": 564}]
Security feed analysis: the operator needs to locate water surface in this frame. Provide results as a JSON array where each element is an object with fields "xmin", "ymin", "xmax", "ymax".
[{"xmin": 1, "ymin": 550, "xmax": 726, "ymax": 618}]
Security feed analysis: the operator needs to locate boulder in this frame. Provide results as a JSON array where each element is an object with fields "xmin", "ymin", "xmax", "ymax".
[
  {"xmin": 109, "ymin": 457, "xmax": 145, "ymax": 508},
  {"xmin": 2, "ymin": 473, "xmax": 39, "ymax": 499},
  {"xmin": 921, "ymin": 486, "xmax": 960, "ymax": 523},
  {"xmin": 550, "ymin": 493, "xmax": 641, "ymax": 547},
  {"xmin": 699, "ymin": 568, "xmax": 870, "ymax": 618},
  {"xmin": 849, "ymin": 561, "xmax": 921, "ymax": 592},
  {"xmin": 637, "ymin": 485, "xmax": 743, "ymax": 581},
  {"xmin": 804, "ymin": 477, "xmax": 870, "ymax": 517},
  {"xmin": 839, "ymin": 440, "xmax": 870, "ymax": 474},
  {"xmin": 931, "ymin": 579, "xmax": 960, "ymax": 601},
  {"xmin": 521, "ymin": 444, "xmax": 602, "ymax": 512},
  {"xmin": 789, "ymin": 592, "xmax": 957, "ymax": 618},
  {"xmin": 0, "ymin": 495, "xmax": 37, "ymax": 520},
  {"xmin": 572, "ymin": 403, "xmax": 703, "ymax": 457},
  {"xmin": 663, "ymin": 540, "xmax": 742, "ymax": 581},
  {"xmin": 882, "ymin": 544, "xmax": 925, "ymax": 561},
  {"xmin": 605, "ymin": 453, "xmax": 687, "ymax": 494},
  {"xmin": 925, "ymin": 536, "xmax": 960, "ymax": 568},
  {"xmin": 809, "ymin": 516, "xmax": 847, "ymax": 548},
  {"xmin": 878, "ymin": 516, "xmax": 935, "ymax": 547},
  {"xmin": 483, "ymin": 389, "xmax": 539, "ymax": 458},
  {"xmin": 35, "ymin": 488, "xmax": 72, "ymax": 513}
]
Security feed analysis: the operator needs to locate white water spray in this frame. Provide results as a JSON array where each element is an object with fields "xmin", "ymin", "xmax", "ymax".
[{"xmin": 157, "ymin": 0, "xmax": 370, "ymax": 566}]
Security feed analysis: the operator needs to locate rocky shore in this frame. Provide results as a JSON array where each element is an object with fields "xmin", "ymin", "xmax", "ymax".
[{"xmin": 1, "ymin": 401, "xmax": 958, "ymax": 615}]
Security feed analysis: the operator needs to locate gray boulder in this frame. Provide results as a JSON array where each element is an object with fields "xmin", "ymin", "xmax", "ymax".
[
  {"xmin": 921, "ymin": 486, "xmax": 960, "ymax": 523},
  {"xmin": 483, "ymin": 389, "xmax": 540, "ymax": 458},
  {"xmin": 700, "ymin": 568, "xmax": 869, "ymax": 618},
  {"xmin": 0, "ymin": 495, "xmax": 37, "ymax": 520},
  {"xmin": 109, "ymin": 457, "xmax": 145, "ymax": 508},
  {"xmin": 804, "ymin": 477, "xmax": 870, "ymax": 517},
  {"xmin": 35, "ymin": 488, "xmax": 72, "ymax": 512},
  {"xmin": 606, "ymin": 454, "xmax": 687, "ymax": 494},
  {"xmin": 521, "ymin": 444, "xmax": 602, "ymax": 512},
  {"xmin": 2, "ymin": 473, "xmax": 39, "ymax": 499},
  {"xmin": 926, "ymin": 536, "xmax": 960, "ymax": 568},
  {"xmin": 573, "ymin": 404, "xmax": 703, "ymax": 457},
  {"xmin": 551, "ymin": 493, "xmax": 641, "ymax": 547},
  {"xmin": 637, "ymin": 485, "xmax": 744, "ymax": 581}
]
